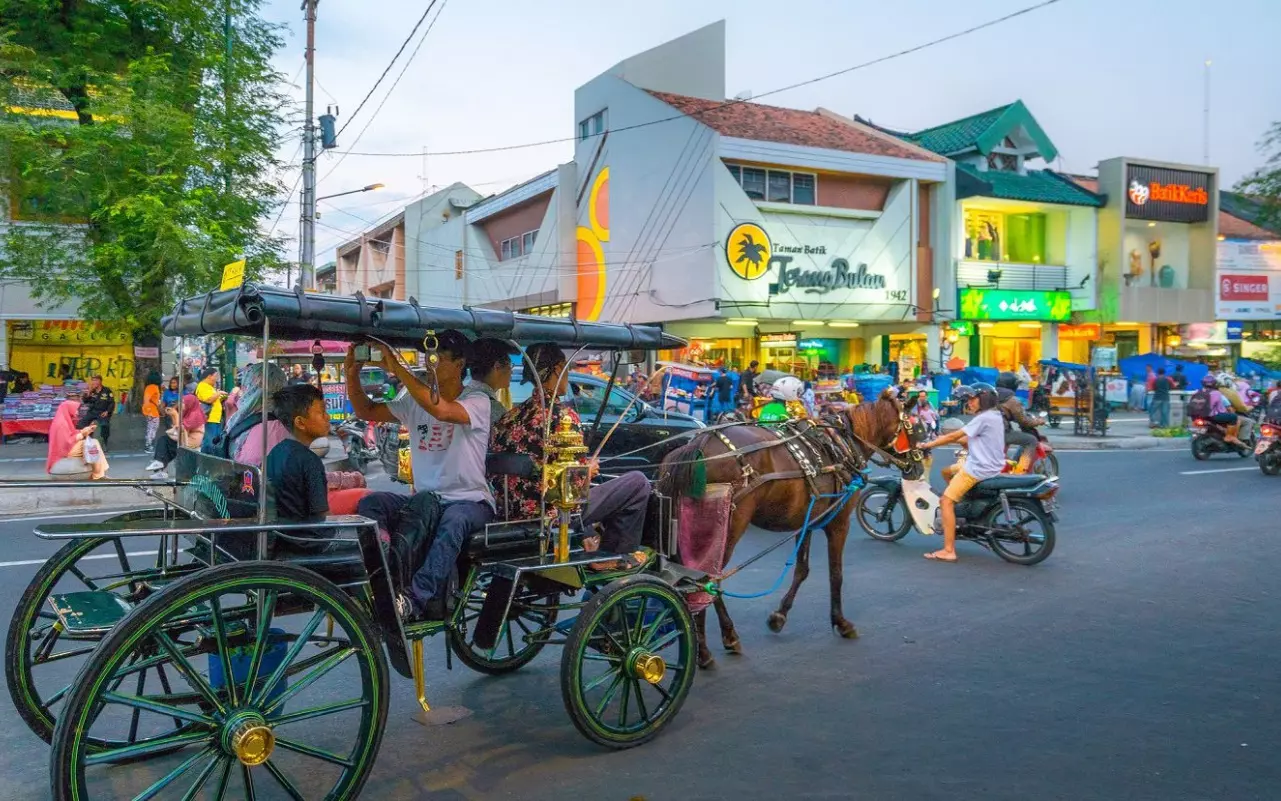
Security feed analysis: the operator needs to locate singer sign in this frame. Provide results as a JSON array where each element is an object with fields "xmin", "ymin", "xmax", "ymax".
[{"xmin": 1216, "ymin": 241, "xmax": 1281, "ymax": 319}]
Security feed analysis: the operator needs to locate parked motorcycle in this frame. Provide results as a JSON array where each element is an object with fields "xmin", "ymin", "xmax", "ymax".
[
  {"xmin": 1256, "ymin": 421, "xmax": 1281, "ymax": 476},
  {"xmin": 1189, "ymin": 412, "xmax": 1258, "ymax": 460},
  {"xmin": 1029, "ymin": 385, "xmax": 1061, "ymax": 429},
  {"xmin": 854, "ymin": 457, "xmax": 1060, "ymax": 565},
  {"xmin": 335, "ymin": 417, "xmax": 376, "ymax": 474}
]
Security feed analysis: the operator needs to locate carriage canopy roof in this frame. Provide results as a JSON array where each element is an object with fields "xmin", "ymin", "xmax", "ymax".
[{"xmin": 161, "ymin": 284, "xmax": 688, "ymax": 351}]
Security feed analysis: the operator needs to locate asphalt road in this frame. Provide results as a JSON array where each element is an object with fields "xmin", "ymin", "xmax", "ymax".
[{"xmin": 0, "ymin": 446, "xmax": 1277, "ymax": 800}]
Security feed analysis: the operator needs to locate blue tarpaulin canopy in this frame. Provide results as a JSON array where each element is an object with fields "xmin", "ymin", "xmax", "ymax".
[{"xmin": 1116, "ymin": 353, "xmax": 1208, "ymax": 387}]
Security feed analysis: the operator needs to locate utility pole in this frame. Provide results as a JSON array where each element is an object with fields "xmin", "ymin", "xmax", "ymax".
[
  {"xmin": 1202, "ymin": 59, "xmax": 1212, "ymax": 166},
  {"xmin": 299, "ymin": 0, "xmax": 319, "ymax": 290}
]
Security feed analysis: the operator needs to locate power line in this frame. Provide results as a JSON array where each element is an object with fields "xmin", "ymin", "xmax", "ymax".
[
  {"xmin": 320, "ymin": 0, "xmax": 447, "ymax": 183},
  {"xmin": 333, "ymin": 0, "xmax": 442, "ymax": 140},
  {"xmin": 331, "ymin": 0, "xmax": 1064, "ymax": 160}
]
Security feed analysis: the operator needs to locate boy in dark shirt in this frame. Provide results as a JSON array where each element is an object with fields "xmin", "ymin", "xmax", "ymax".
[{"xmin": 266, "ymin": 384, "xmax": 331, "ymax": 547}]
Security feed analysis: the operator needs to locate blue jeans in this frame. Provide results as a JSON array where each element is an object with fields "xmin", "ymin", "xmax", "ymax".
[
  {"xmin": 410, "ymin": 500, "xmax": 493, "ymax": 605},
  {"xmin": 1150, "ymin": 398, "xmax": 1170, "ymax": 428}
]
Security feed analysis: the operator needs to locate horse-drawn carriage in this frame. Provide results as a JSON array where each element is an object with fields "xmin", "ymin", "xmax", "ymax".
[{"xmin": 4, "ymin": 285, "xmax": 712, "ymax": 799}]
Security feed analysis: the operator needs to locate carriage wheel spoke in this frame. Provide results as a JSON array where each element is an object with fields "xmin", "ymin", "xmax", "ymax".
[
  {"xmin": 68, "ymin": 564, "xmax": 99, "ymax": 591},
  {"xmin": 153, "ymin": 632, "xmax": 227, "ymax": 717},
  {"xmin": 34, "ymin": 644, "xmax": 97, "ymax": 666},
  {"xmin": 272, "ymin": 698, "xmax": 368, "ymax": 727},
  {"xmin": 631, "ymin": 599, "xmax": 648, "ymax": 644},
  {"xmin": 207, "ymin": 595, "xmax": 240, "ymax": 707},
  {"xmin": 45, "ymin": 683, "xmax": 70, "ymax": 708},
  {"xmin": 583, "ymin": 666, "xmax": 622, "ymax": 693},
  {"xmin": 631, "ymin": 679, "xmax": 650, "ymax": 721},
  {"xmin": 130, "ymin": 746, "xmax": 216, "ymax": 801},
  {"xmin": 240, "ymin": 590, "xmax": 278, "ymax": 704},
  {"xmin": 274, "ymin": 737, "xmax": 355, "ymax": 768},
  {"xmin": 103, "ymin": 690, "xmax": 215, "ymax": 726},
  {"xmin": 210, "ymin": 756, "xmax": 234, "ymax": 801},
  {"xmin": 640, "ymin": 608, "xmax": 673, "ymax": 646},
  {"xmin": 646, "ymin": 628, "xmax": 682, "ymax": 653},
  {"xmin": 504, "ymin": 619, "xmax": 517, "ymax": 658},
  {"xmin": 177, "ymin": 752, "xmax": 224, "ymax": 801},
  {"xmin": 581, "ymin": 652, "xmax": 622, "ymax": 665},
  {"xmin": 31, "ymin": 624, "xmax": 62, "ymax": 664},
  {"xmin": 253, "ymin": 608, "xmax": 326, "ymax": 707},
  {"xmin": 593, "ymin": 671, "xmax": 625, "ymax": 717},
  {"xmin": 242, "ymin": 762, "xmax": 257, "ymax": 801},
  {"xmin": 617, "ymin": 678, "xmax": 632, "ymax": 728},
  {"xmin": 85, "ymin": 730, "xmax": 213, "ymax": 766},
  {"xmin": 261, "ymin": 648, "xmax": 355, "ymax": 717},
  {"xmin": 263, "ymin": 759, "xmax": 307, "ymax": 801},
  {"xmin": 650, "ymin": 679, "xmax": 673, "ymax": 703}
]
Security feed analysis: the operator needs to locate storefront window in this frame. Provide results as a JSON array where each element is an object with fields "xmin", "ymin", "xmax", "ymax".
[
  {"xmin": 963, "ymin": 208, "xmax": 1047, "ymax": 264},
  {"xmin": 889, "ymin": 335, "xmax": 928, "ymax": 378},
  {"xmin": 978, "ymin": 322, "xmax": 1042, "ymax": 372}
]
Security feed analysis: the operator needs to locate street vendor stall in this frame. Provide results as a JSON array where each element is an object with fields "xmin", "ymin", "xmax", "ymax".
[
  {"xmin": 1039, "ymin": 358, "xmax": 1107, "ymax": 436},
  {"xmin": 1, "ymin": 381, "xmax": 87, "ymax": 442},
  {"xmin": 657, "ymin": 361, "xmax": 717, "ymax": 422}
]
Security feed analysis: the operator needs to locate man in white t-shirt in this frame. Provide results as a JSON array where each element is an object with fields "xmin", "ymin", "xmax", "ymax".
[
  {"xmin": 345, "ymin": 331, "xmax": 494, "ymax": 618},
  {"xmin": 917, "ymin": 385, "xmax": 1005, "ymax": 563}
]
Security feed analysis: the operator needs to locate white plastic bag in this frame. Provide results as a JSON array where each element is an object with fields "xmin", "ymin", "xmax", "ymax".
[{"xmin": 82, "ymin": 436, "xmax": 102, "ymax": 465}]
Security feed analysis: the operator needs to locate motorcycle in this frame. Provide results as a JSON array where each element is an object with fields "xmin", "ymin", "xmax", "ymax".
[
  {"xmin": 1189, "ymin": 411, "xmax": 1258, "ymax": 460},
  {"xmin": 1029, "ymin": 385, "xmax": 1060, "ymax": 429},
  {"xmin": 1256, "ymin": 421, "xmax": 1281, "ymax": 476},
  {"xmin": 854, "ymin": 452, "xmax": 1060, "ymax": 565},
  {"xmin": 335, "ymin": 417, "xmax": 377, "ymax": 474}
]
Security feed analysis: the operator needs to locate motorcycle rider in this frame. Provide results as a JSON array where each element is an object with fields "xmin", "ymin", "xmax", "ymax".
[
  {"xmin": 754, "ymin": 375, "xmax": 807, "ymax": 421},
  {"xmin": 992, "ymin": 373, "xmax": 1043, "ymax": 474},
  {"xmin": 1190, "ymin": 374, "xmax": 1242, "ymax": 446},
  {"xmin": 1217, "ymin": 374, "xmax": 1251, "ymax": 445},
  {"xmin": 918, "ymin": 384, "xmax": 1005, "ymax": 563}
]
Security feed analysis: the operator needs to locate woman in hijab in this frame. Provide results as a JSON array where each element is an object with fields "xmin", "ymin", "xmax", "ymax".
[
  {"xmin": 46, "ymin": 401, "xmax": 109, "ymax": 479},
  {"xmin": 145, "ymin": 395, "xmax": 206, "ymax": 477},
  {"xmin": 222, "ymin": 362, "xmax": 290, "ymax": 467}
]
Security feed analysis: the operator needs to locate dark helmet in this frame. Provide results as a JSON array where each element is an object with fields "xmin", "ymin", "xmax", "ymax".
[
  {"xmin": 969, "ymin": 382, "xmax": 996, "ymax": 395},
  {"xmin": 951, "ymin": 385, "xmax": 977, "ymax": 405},
  {"xmin": 996, "ymin": 387, "xmax": 1015, "ymax": 403},
  {"xmin": 996, "ymin": 371, "xmax": 1020, "ymax": 392}
]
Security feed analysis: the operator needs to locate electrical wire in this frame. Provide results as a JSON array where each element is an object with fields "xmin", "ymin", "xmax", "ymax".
[
  {"xmin": 332, "ymin": 0, "xmax": 442, "ymax": 140},
  {"xmin": 320, "ymin": 0, "xmax": 448, "ymax": 183},
  {"xmin": 329, "ymin": 0, "xmax": 1065, "ymax": 159}
]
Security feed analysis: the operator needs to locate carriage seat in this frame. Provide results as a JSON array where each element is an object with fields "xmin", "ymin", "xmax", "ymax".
[{"xmin": 181, "ymin": 520, "xmax": 370, "ymax": 586}]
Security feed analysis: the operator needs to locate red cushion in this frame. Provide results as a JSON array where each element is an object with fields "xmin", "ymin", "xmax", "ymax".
[{"xmin": 328, "ymin": 488, "xmax": 371, "ymax": 516}]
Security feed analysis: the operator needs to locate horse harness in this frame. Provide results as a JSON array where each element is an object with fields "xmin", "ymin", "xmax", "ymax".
[{"xmin": 710, "ymin": 418, "xmax": 866, "ymax": 505}]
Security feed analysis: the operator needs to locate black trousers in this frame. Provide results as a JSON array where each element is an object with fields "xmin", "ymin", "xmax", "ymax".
[{"xmin": 582, "ymin": 471, "xmax": 650, "ymax": 554}]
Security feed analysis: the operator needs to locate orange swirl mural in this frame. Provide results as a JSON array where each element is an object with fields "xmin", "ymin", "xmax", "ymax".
[{"xmin": 576, "ymin": 166, "xmax": 609, "ymax": 321}]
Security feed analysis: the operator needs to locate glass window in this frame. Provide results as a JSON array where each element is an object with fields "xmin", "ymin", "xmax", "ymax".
[
  {"xmin": 522, "ymin": 231, "xmax": 536, "ymax": 254},
  {"xmin": 726, "ymin": 164, "xmax": 741, "ymax": 182},
  {"xmin": 1005, "ymin": 213, "xmax": 1046, "ymax": 264},
  {"xmin": 792, "ymin": 173, "xmax": 816, "ymax": 205},
  {"xmin": 500, "ymin": 239, "xmax": 512, "ymax": 260},
  {"xmin": 578, "ymin": 120, "xmax": 589, "ymax": 141},
  {"xmin": 741, "ymin": 167, "xmax": 766, "ymax": 200},
  {"xmin": 767, "ymin": 171, "xmax": 791, "ymax": 203}
]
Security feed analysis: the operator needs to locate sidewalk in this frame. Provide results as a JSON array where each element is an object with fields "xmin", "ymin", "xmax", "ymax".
[{"xmin": 1042, "ymin": 413, "xmax": 1188, "ymax": 451}]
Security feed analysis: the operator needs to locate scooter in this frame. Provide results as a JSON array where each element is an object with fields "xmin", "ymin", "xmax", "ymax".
[
  {"xmin": 1190, "ymin": 412, "xmax": 1258, "ymax": 460},
  {"xmin": 854, "ymin": 449, "xmax": 1060, "ymax": 565},
  {"xmin": 1255, "ymin": 421, "xmax": 1281, "ymax": 476},
  {"xmin": 335, "ymin": 417, "xmax": 376, "ymax": 474}
]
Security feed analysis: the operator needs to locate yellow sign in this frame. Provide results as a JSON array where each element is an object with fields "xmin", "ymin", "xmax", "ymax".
[
  {"xmin": 726, "ymin": 223, "xmax": 771, "ymax": 280},
  {"xmin": 220, "ymin": 259, "xmax": 246, "ymax": 291}
]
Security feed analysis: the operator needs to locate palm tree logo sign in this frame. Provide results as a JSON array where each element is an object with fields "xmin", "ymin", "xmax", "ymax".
[{"xmin": 727, "ymin": 222, "xmax": 772, "ymax": 280}]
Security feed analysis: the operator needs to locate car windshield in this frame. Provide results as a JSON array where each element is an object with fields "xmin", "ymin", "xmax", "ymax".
[{"xmin": 508, "ymin": 372, "xmax": 639, "ymax": 418}]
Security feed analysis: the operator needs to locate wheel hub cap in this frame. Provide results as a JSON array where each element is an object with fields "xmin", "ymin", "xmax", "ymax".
[
  {"xmin": 223, "ymin": 711, "xmax": 275, "ymax": 766},
  {"xmin": 629, "ymin": 651, "xmax": 666, "ymax": 684}
]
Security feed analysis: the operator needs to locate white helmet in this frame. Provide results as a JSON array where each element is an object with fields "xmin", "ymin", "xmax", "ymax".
[
  {"xmin": 1217, "ymin": 372, "xmax": 1235, "ymax": 389},
  {"xmin": 770, "ymin": 376, "xmax": 804, "ymax": 402}
]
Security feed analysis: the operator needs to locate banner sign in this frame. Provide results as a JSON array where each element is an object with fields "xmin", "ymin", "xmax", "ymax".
[
  {"xmin": 1216, "ymin": 240, "xmax": 1281, "ymax": 320},
  {"xmin": 322, "ymin": 382, "xmax": 349, "ymax": 422},
  {"xmin": 1125, "ymin": 164, "xmax": 1212, "ymax": 224},
  {"xmin": 957, "ymin": 288, "xmax": 1072, "ymax": 322}
]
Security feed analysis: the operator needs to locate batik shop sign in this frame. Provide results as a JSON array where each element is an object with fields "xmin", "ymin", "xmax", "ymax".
[{"xmin": 1125, "ymin": 164, "xmax": 1212, "ymax": 224}]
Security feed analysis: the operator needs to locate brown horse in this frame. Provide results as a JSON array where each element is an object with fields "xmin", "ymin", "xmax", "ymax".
[{"xmin": 659, "ymin": 389, "xmax": 917, "ymax": 668}]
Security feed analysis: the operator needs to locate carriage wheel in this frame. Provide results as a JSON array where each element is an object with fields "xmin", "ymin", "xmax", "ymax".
[
  {"xmin": 6, "ymin": 513, "xmax": 202, "ymax": 748},
  {"xmin": 447, "ymin": 571, "xmax": 559, "ymax": 676},
  {"xmin": 51, "ymin": 562, "xmax": 388, "ymax": 801},
  {"xmin": 560, "ymin": 575, "xmax": 696, "ymax": 749}
]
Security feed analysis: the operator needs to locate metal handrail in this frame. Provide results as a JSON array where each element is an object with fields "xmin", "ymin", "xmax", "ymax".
[{"xmin": 34, "ymin": 513, "xmax": 376, "ymax": 540}]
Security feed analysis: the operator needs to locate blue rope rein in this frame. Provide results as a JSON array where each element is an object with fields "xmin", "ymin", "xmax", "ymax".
[{"xmin": 717, "ymin": 478, "xmax": 863, "ymax": 600}]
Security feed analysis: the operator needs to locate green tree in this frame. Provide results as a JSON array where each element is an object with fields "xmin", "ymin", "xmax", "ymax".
[
  {"xmin": 1238, "ymin": 121, "xmax": 1281, "ymax": 232},
  {"xmin": 0, "ymin": 1, "xmax": 289, "ymax": 401}
]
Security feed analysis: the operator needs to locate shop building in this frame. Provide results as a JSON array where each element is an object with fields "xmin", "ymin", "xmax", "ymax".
[
  {"xmin": 570, "ymin": 21, "xmax": 955, "ymax": 376},
  {"xmin": 1213, "ymin": 191, "xmax": 1281, "ymax": 363},
  {"xmin": 867, "ymin": 101, "xmax": 1104, "ymax": 370}
]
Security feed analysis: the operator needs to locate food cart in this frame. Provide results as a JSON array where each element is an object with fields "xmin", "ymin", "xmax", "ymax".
[{"xmin": 657, "ymin": 361, "xmax": 718, "ymax": 422}]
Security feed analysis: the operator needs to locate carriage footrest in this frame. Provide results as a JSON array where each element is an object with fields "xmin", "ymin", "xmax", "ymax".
[
  {"xmin": 48, "ymin": 591, "xmax": 132, "ymax": 636},
  {"xmin": 653, "ymin": 558, "xmax": 712, "ymax": 593}
]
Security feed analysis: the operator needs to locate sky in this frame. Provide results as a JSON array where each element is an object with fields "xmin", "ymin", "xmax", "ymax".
[{"xmin": 257, "ymin": 0, "xmax": 1281, "ymax": 264}]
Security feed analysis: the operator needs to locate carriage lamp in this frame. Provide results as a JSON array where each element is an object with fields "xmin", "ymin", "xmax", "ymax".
[
  {"xmin": 310, "ymin": 339, "xmax": 325, "ymax": 375},
  {"xmin": 542, "ymin": 412, "xmax": 590, "ymax": 562}
]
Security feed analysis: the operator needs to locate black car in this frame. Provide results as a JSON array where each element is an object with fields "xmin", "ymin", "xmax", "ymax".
[{"xmin": 375, "ymin": 369, "xmax": 704, "ymax": 481}]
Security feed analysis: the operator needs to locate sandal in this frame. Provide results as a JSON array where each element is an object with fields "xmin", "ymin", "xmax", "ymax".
[{"xmin": 924, "ymin": 551, "xmax": 957, "ymax": 563}]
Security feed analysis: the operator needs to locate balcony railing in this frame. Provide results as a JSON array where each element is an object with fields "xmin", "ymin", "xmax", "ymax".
[{"xmin": 956, "ymin": 259, "xmax": 1069, "ymax": 291}]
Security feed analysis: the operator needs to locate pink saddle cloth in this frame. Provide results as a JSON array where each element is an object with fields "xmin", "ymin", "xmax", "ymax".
[{"xmin": 678, "ymin": 483, "xmax": 731, "ymax": 613}]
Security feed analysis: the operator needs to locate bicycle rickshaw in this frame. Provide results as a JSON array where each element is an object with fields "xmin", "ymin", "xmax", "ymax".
[{"xmin": 4, "ymin": 284, "xmax": 708, "ymax": 800}]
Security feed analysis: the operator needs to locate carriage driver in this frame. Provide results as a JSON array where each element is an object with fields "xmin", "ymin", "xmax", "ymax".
[
  {"xmin": 491, "ymin": 343, "xmax": 650, "ymax": 571},
  {"xmin": 345, "ymin": 332, "xmax": 495, "ymax": 620}
]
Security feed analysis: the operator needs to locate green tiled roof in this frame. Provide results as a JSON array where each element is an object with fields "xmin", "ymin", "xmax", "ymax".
[
  {"xmin": 904, "ymin": 100, "xmax": 1058, "ymax": 161},
  {"xmin": 957, "ymin": 164, "xmax": 1104, "ymax": 207}
]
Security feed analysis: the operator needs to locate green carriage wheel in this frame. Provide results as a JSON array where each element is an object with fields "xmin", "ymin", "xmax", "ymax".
[
  {"xmin": 560, "ymin": 575, "xmax": 696, "ymax": 749},
  {"xmin": 447, "ymin": 571, "xmax": 559, "ymax": 675},
  {"xmin": 51, "ymin": 561, "xmax": 389, "ymax": 801},
  {"xmin": 6, "ymin": 511, "xmax": 202, "ymax": 748}
]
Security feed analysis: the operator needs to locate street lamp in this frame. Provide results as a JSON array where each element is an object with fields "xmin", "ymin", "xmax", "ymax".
[{"xmin": 316, "ymin": 183, "xmax": 385, "ymax": 203}]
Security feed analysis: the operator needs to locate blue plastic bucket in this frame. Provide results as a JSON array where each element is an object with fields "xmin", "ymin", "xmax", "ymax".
[{"xmin": 208, "ymin": 627, "xmax": 289, "ymax": 715}]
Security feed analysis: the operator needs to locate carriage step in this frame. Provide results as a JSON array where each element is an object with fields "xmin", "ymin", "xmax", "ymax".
[{"xmin": 48, "ymin": 592, "xmax": 132, "ymax": 636}]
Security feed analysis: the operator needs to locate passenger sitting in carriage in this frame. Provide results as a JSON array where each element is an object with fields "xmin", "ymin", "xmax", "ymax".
[
  {"xmin": 264, "ymin": 384, "xmax": 333, "ymax": 550},
  {"xmin": 490, "ymin": 343, "xmax": 650, "ymax": 571},
  {"xmin": 345, "ymin": 331, "xmax": 497, "ymax": 620}
]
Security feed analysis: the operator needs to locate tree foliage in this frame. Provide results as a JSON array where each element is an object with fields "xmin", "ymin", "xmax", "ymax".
[
  {"xmin": 1238, "ymin": 121, "xmax": 1281, "ymax": 232},
  {"xmin": 0, "ymin": 0, "xmax": 290, "ymax": 344}
]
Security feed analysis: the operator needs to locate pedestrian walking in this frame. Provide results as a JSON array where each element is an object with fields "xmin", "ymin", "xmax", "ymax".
[{"xmin": 142, "ymin": 371, "xmax": 162, "ymax": 450}]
